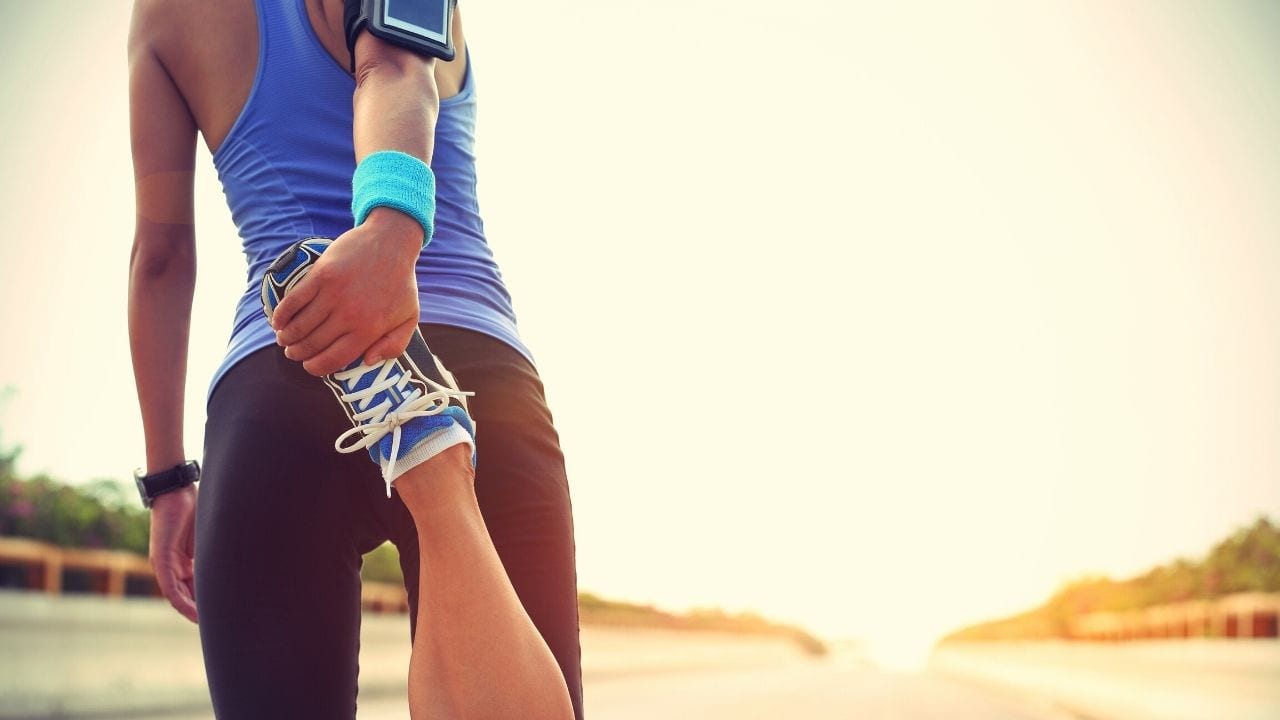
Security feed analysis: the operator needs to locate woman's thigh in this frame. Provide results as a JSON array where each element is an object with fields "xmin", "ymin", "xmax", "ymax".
[{"xmin": 195, "ymin": 344, "xmax": 386, "ymax": 719}]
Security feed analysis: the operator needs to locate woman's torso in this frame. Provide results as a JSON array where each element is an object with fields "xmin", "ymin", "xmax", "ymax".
[{"xmin": 148, "ymin": 0, "xmax": 531, "ymax": 403}]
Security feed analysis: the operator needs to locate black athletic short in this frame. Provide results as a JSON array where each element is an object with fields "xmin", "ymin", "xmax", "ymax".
[{"xmin": 194, "ymin": 324, "xmax": 584, "ymax": 719}]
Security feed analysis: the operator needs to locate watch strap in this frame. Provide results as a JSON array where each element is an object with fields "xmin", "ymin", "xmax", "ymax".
[{"xmin": 136, "ymin": 461, "xmax": 200, "ymax": 507}]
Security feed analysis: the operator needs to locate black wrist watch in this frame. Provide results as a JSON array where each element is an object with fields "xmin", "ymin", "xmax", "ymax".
[{"xmin": 134, "ymin": 460, "xmax": 200, "ymax": 508}]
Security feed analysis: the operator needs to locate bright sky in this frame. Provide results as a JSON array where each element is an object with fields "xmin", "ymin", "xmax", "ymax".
[{"xmin": 1, "ymin": 1, "xmax": 1278, "ymax": 669}]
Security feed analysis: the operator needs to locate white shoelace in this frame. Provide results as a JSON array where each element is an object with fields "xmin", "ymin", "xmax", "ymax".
[{"xmin": 332, "ymin": 359, "xmax": 474, "ymax": 487}]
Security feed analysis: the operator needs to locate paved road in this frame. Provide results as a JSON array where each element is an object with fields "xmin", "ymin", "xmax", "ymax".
[
  {"xmin": 137, "ymin": 650, "xmax": 1070, "ymax": 720},
  {"xmin": 349, "ymin": 652, "xmax": 1072, "ymax": 720},
  {"xmin": 581, "ymin": 657, "xmax": 1070, "ymax": 720},
  {"xmin": 933, "ymin": 640, "xmax": 1280, "ymax": 720}
]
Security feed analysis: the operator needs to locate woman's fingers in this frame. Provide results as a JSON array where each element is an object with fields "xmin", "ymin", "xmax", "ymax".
[
  {"xmin": 155, "ymin": 553, "xmax": 199, "ymax": 624},
  {"xmin": 302, "ymin": 333, "xmax": 365, "ymax": 377},
  {"xmin": 362, "ymin": 317, "xmax": 417, "ymax": 366},
  {"xmin": 283, "ymin": 311, "xmax": 345, "ymax": 364},
  {"xmin": 275, "ymin": 294, "xmax": 332, "ymax": 349},
  {"xmin": 296, "ymin": 316, "xmax": 416, "ymax": 376},
  {"xmin": 181, "ymin": 507, "xmax": 198, "ymax": 622},
  {"xmin": 269, "ymin": 269, "xmax": 321, "ymax": 330},
  {"xmin": 148, "ymin": 488, "xmax": 199, "ymax": 624}
]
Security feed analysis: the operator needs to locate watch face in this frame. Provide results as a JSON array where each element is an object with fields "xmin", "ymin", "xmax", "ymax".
[{"xmin": 135, "ymin": 475, "xmax": 152, "ymax": 508}]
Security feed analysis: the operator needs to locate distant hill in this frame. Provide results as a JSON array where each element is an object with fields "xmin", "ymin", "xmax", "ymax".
[
  {"xmin": 372, "ymin": 540, "xmax": 827, "ymax": 655},
  {"xmin": 576, "ymin": 591, "xmax": 828, "ymax": 656},
  {"xmin": 941, "ymin": 516, "xmax": 1280, "ymax": 643}
]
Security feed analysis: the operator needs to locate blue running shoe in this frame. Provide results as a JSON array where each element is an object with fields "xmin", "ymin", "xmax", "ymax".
[{"xmin": 262, "ymin": 238, "xmax": 477, "ymax": 498}]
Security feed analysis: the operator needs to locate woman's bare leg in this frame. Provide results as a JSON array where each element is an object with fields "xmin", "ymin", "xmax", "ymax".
[{"xmin": 394, "ymin": 443, "xmax": 574, "ymax": 720}]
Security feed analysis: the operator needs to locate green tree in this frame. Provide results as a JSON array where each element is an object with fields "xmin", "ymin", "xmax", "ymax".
[{"xmin": 1205, "ymin": 517, "xmax": 1280, "ymax": 594}]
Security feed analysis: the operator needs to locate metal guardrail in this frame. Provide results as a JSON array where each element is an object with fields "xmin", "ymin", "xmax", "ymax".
[{"xmin": 0, "ymin": 535, "xmax": 409, "ymax": 614}]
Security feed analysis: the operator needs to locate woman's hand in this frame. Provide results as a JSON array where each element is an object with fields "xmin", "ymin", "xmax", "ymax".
[
  {"xmin": 149, "ymin": 485, "xmax": 199, "ymax": 624},
  {"xmin": 270, "ymin": 208, "xmax": 423, "ymax": 376}
]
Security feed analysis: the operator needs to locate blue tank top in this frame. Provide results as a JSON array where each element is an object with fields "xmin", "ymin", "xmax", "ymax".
[{"xmin": 207, "ymin": 0, "xmax": 531, "ymax": 403}]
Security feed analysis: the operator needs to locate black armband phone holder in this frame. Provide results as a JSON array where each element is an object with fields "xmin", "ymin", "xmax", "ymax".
[{"xmin": 344, "ymin": 0, "xmax": 457, "ymax": 73}]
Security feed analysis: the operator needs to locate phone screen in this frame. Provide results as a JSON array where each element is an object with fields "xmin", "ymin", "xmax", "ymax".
[{"xmin": 382, "ymin": 0, "xmax": 450, "ymax": 44}]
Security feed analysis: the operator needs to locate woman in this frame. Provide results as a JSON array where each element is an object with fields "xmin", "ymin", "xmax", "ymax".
[{"xmin": 127, "ymin": 0, "xmax": 582, "ymax": 717}]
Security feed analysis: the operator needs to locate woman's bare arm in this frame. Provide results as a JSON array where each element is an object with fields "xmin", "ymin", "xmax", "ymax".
[{"xmin": 127, "ymin": 2, "xmax": 199, "ymax": 623}]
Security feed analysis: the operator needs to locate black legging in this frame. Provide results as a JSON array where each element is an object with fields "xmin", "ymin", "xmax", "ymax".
[{"xmin": 195, "ymin": 324, "xmax": 584, "ymax": 719}]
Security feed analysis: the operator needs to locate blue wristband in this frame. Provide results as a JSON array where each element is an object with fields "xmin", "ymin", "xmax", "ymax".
[{"xmin": 351, "ymin": 150, "xmax": 436, "ymax": 246}]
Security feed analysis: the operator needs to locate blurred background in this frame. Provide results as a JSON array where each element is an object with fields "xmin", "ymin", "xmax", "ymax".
[{"xmin": 1, "ymin": 0, "xmax": 1278, "ymax": 718}]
